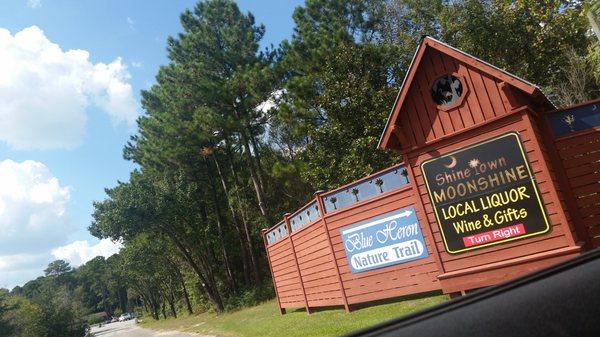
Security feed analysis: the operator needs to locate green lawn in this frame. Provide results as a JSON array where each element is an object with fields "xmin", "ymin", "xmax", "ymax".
[{"xmin": 140, "ymin": 294, "xmax": 448, "ymax": 337}]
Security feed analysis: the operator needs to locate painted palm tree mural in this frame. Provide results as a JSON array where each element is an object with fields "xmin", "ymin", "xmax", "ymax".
[
  {"xmin": 375, "ymin": 178, "xmax": 384, "ymax": 193},
  {"xmin": 320, "ymin": 165, "xmax": 410, "ymax": 213},
  {"xmin": 330, "ymin": 197, "xmax": 338, "ymax": 210},
  {"xmin": 351, "ymin": 188, "xmax": 359, "ymax": 202}
]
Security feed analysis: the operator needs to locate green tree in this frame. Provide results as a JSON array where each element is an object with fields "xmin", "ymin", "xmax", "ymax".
[
  {"xmin": 90, "ymin": 170, "xmax": 227, "ymax": 312},
  {"xmin": 123, "ymin": 0, "xmax": 282, "ymax": 288},
  {"xmin": 438, "ymin": 0, "xmax": 590, "ymax": 88},
  {"xmin": 44, "ymin": 260, "xmax": 72, "ymax": 277},
  {"xmin": 276, "ymin": 0, "xmax": 400, "ymax": 189},
  {"xmin": 126, "ymin": 0, "xmax": 276, "ymax": 219},
  {"xmin": 4, "ymin": 295, "xmax": 46, "ymax": 337},
  {"xmin": 0, "ymin": 289, "xmax": 14, "ymax": 336}
]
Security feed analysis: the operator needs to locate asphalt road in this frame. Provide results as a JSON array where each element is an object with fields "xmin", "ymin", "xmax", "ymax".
[{"xmin": 90, "ymin": 319, "xmax": 213, "ymax": 337}]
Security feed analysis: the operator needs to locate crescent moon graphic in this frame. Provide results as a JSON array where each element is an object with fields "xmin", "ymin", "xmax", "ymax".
[{"xmin": 444, "ymin": 155, "xmax": 457, "ymax": 169}]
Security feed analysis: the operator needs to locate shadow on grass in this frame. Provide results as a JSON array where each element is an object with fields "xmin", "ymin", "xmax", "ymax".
[
  {"xmin": 283, "ymin": 290, "xmax": 445, "ymax": 314},
  {"xmin": 350, "ymin": 290, "xmax": 445, "ymax": 311}
]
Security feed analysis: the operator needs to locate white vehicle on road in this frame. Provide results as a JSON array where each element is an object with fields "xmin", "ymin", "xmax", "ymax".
[
  {"xmin": 91, "ymin": 319, "xmax": 198, "ymax": 336},
  {"xmin": 118, "ymin": 313, "xmax": 133, "ymax": 321}
]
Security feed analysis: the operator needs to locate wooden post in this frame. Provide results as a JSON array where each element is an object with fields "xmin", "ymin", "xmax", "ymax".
[
  {"xmin": 403, "ymin": 161, "xmax": 446, "ymax": 275},
  {"xmin": 316, "ymin": 193, "xmax": 351, "ymax": 312},
  {"xmin": 284, "ymin": 214, "xmax": 311, "ymax": 314},
  {"xmin": 261, "ymin": 228, "xmax": 285, "ymax": 315}
]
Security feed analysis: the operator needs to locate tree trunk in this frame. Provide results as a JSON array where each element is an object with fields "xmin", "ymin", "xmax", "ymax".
[
  {"xmin": 225, "ymin": 138, "xmax": 262, "ymax": 285},
  {"xmin": 181, "ymin": 277, "xmax": 193, "ymax": 315},
  {"xmin": 119, "ymin": 286, "xmax": 128, "ymax": 313},
  {"xmin": 212, "ymin": 153, "xmax": 256, "ymax": 286},
  {"xmin": 247, "ymin": 124, "xmax": 266, "ymax": 191},
  {"xmin": 141, "ymin": 301, "xmax": 150, "ymax": 317},
  {"xmin": 203, "ymin": 157, "xmax": 236, "ymax": 291},
  {"xmin": 161, "ymin": 299, "xmax": 167, "ymax": 319},
  {"xmin": 239, "ymin": 128, "xmax": 269, "ymax": 218},
  {"xmin": 160, "ymin": 225, "xmax": 225, "ymax": 312},
  {"xmin": 138, "ymin": 287, "xmax": 159, "ymax": 320},
  {"xmin": 172, "ymin": 264, "xmax": 193, "ymax": 315},
  {"xmin": 168, "ymin": 292, "xmax": 177, "ymax": 318}
]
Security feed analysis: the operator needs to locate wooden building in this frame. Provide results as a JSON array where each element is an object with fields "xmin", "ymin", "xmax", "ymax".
[{"xmin": 263, "ymin": 37, "xmax": 600, "ymax": 314}]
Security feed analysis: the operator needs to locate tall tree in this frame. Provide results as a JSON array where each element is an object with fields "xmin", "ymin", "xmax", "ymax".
[
  {"xmin": 0, "ymin": 290, "xmax": 14, "ymax": 336},
  {"xmin": 276, "ymin": 0, "xmax": 400, "ymax": 189},
  {"xmin": 438, "ymin": 0, "xmax": 590, "ymax": 88},
  {"xmin": 90, "ymin": 170, "xmax": 227, "ymax": 312},
  {"xmin": 44, "ymin": 260, "xmax": 72, "ymax": 277},
  {"xmin": 125, "ymin": 0, "xmax": 276, "ymax": 220}
]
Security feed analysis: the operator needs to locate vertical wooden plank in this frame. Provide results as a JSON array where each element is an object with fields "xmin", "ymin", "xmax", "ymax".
[
  {"xmin": 415, "ymin": 54, "xmax": 446, "ymax": 137},
  {"xmin": 405, "ymin": 96, "xmax": 427, "ymax": 145},
  {"xmin": 317, "ymin": 194, "xmax": 351, "ymax": 312},
  {"xmin": 409, "ymin": 95, "xmax": 435, "ymax": 142},
  {"xmin": 456, "ymin": 61, "xmax": 485, "ymax": 124},
  {"xmin": 445, "ymin": 57, "xmax": 475, "ymax": 127},
  {"xmin": 405, "ymin": 159, "xmax": 446, "ymax": 274},
  {"xmin": 284, "ymin": 215, "xmax": 311, "ymax": 314},
  {"xmin": 481, "ymin": 73, "xmax": 507, "ymax": 116},
  {"xmin": 436, "ymin": 52, "xmax": 467, "ymax": 130},
  {"xmin": 429, "ymin": 50, "xmax": 457, "ymax": 133},
  {"xmin": 429, "ymin": 49, "xmax": 447, "ymax": 80},
  {"xmin": 400, "ymin": 111, "xmax": 417, "ymax": 148},
  {"xmin": 261, "ymin": 229, "xmax": 286, "ymax": 315},
  {"xmin": 468, "ymin": 67, "xmax": 496, "ymax": 120},
  {"xmin": 539, "ymin": 116, "xmax": 592, "ymax": 248}
]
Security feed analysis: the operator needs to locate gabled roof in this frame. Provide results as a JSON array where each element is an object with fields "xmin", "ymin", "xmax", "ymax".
[{"xmin": 378, "ymin": 36, "xmax": 554, "ymax": 150}]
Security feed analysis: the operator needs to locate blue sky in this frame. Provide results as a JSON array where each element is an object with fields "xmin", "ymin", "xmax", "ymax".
[{"xmin": 0, "ymin": 0, "xmax": 302, "ymax": 289}]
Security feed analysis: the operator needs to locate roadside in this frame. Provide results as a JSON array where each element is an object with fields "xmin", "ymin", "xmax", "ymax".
[
  {"xmin": 139, "ymin": 295, "xmax": 447, "ymax": 337},
  {"xmin": 91, "ymin": 319, "xmax": 212, "ymax": 337}
]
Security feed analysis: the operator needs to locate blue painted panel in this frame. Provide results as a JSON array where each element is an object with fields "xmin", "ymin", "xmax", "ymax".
[
  {"xmin": 340, "ymin": 207, "xmax": 428, "ymax": 273},
  {"xmin": 548, "ymin": 101, "xmax": 600, "ymax": 137},
  {"xmin": 322, "ymin": 166, "xmax": 409, "ymax": 213},
  {"xmin": 290, "ymin": 201, "xmax": 320, "ymax": 232},
  {"xmin": 266, "ymin": 222, "xmax": 288, "ymax": 245}
]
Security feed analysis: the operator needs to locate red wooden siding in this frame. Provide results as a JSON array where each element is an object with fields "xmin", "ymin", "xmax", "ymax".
[
  {"xmin": 554, "ymin": 127, "xmax": 600, "ymax": 248},
  {"xmin": 407, "ymin": 112, "xmax": 574, "ymax": 282},
  {"xmin": 397, "ymin": 48, "xmax": 518, "ymax": 150},
  {"xmin": 266, "ymin": 237, "xmax": 305, "ymax": 309},
  {"xmin": 324, "ymin": 186, "xmax": 440, "ymax": 305},
  {"xmin": 262, "ymin": 165, "xmax": 442, "ymax": 313},
  {"xmin": 292, "ymin": 218, "xmax": 345, "ymax": 308}
]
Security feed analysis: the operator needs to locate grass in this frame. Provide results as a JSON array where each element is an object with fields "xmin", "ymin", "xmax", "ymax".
[{"xmin": 139, "ymin": 294, "xmax": 448, "ymax": 337}]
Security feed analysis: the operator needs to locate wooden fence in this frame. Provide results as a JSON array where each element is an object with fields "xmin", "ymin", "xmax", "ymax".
[
  {"xmin": 262, "ymin": 164, "xmax": 442, "ymax": 313},
  {"xmin": 546, "ymin": 99, "xmax": 600, "ymax": 249}
]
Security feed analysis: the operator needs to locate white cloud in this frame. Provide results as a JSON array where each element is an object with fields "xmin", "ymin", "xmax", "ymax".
[
  {"xmin": 0, "ymin": 159, "xmax": 124, "ymax": 289},
  {"xmin": 131, "ymin": 61, "xmax": 142, "ymax": 68},
  {"xmin": 0, "ymin": 160, "xmax": 72, "ymax": 255},
  {"xmin": 0, "ymin": 159, "xmax": 74, "ymax": 288},
  {"xmin": 127, "ymin": 17, "xmax": 135, "ymax": 29},
  {"xmin": 0, "ymin": 26, "xmax": 138, "ymax": 150},
  {"xmin": 0, "ymin": 253, "xmax": 49, "ymax": 288},
  {"xmin": 27, "ymin": 0, "xmax": 41, "ymax": 9},
  {"xmin": 52, "ymin": 239, "xmax": 123, "ymax": 266}
]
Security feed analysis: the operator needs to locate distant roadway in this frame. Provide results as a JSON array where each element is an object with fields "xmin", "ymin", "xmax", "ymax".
[{"xmin": 90, "ymin": 319, "xmax": 213, "ymax": 337}]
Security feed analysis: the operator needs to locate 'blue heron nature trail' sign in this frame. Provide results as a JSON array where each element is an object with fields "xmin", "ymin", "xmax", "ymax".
[{"xmin": 340, "ymin": 207, "xmax": 428, "ymax": 273}]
